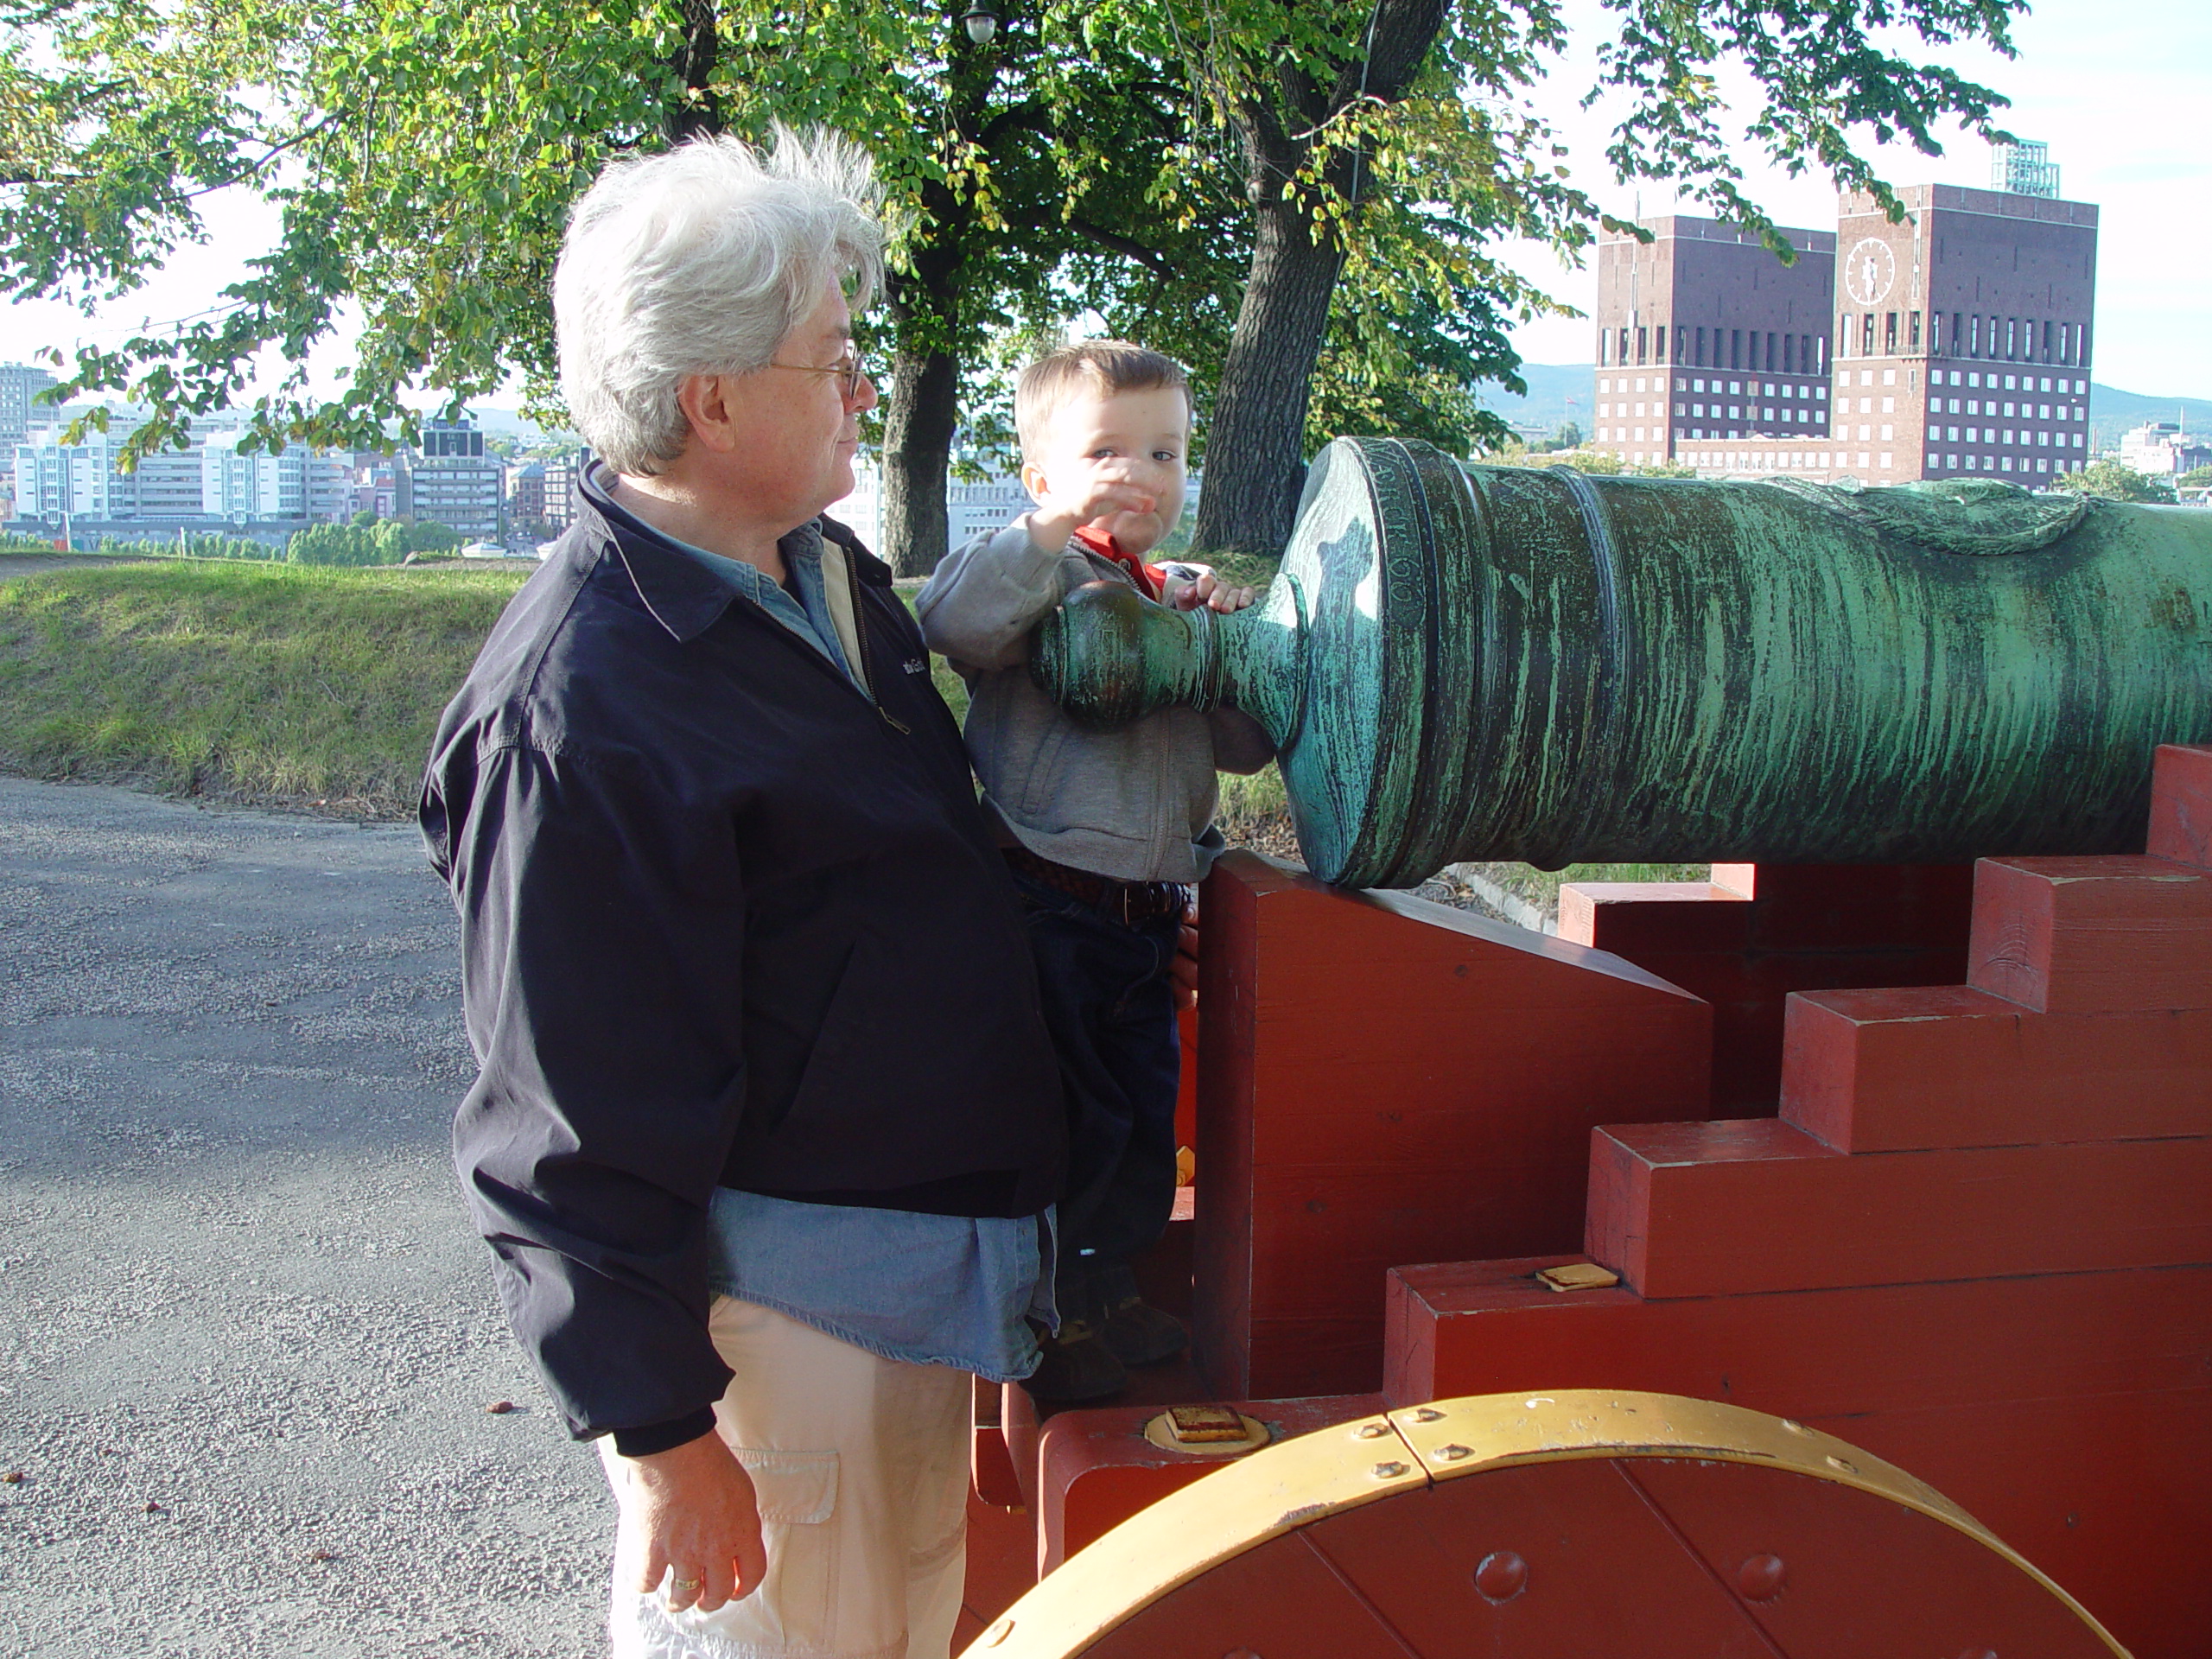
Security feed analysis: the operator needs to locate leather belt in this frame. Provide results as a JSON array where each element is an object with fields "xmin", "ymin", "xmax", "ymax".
[{"xmin": 1001, "ymin": 845, "xmax": 1190, "ymax": 928}]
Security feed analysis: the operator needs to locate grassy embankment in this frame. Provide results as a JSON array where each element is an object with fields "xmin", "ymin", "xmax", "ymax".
[
  {"xmin": 0, "ymin": 549, "xmax": 1702, "ymax": 915},
  {"xmin": 0, "ymin": 553, "xmax": 530, "ymax": 816},
  {"xmin": 0, "ymin": 547, "xmax": 1293, "ymax": 827}
]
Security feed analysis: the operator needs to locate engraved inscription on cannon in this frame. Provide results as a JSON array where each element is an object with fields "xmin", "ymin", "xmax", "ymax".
[{"xmin": 1031, "ymin": 438, "xmax": 2212, "ymax": 887}]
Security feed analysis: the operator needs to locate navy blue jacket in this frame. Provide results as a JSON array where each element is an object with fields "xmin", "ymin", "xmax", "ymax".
[{"xmin": 421, "ymin": 501, "xmax": 1064, "ymax": 1442}]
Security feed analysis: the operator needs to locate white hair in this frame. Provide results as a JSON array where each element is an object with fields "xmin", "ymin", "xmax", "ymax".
[{"xmin": 554, "ymin": 126, "xmax": 885, "ymax": 477}]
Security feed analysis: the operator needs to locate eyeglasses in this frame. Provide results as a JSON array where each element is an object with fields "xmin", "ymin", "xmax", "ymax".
[{"xmin": 769, "ymin": 344, "xmax": 869, "ymax": 403}]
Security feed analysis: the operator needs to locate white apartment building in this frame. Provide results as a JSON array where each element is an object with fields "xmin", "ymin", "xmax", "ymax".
[
  {"xmin": 540, "ymin": 449, "xmax": 585, "ymax": 531},
  {"xmin": 14, "ymin": 431, "xmax": 136, "ymax": 519},
  {"xmin": 202, "ymin": 432, "xmax": 313, "ymax": 520},
  {"xmin": 10, "ymin": 417, "xmax": 351, "ymax": 530},
  {"xmin": 404, "ymin": 456, "xmax": 505, "ymax": 539},
  {"xmin": 402, "ymin": 417, "xmax": 505, "ymax": 539},
  {"xmin": 0, "ymin": 362, "xmax": 59, "ymax": 447},
  {"xmin": 14, "ymin": 426, "xmax": 212, "ymax": 519},
  {"xmin": 2118, "ymin": 422, "xmax": 2212, "ymax": 480}
]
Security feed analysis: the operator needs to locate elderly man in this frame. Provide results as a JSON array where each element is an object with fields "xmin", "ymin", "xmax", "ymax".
[{"xmin": 422, "ymin": 130, "xmax": 1064, "ymax": 1659}]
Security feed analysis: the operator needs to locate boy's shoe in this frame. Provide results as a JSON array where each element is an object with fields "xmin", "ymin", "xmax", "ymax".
[
  {"xmin": 1025, "ymin": 1319, "xmax": 1128, "ymax": 1403},
  {"xmin": 1100, "ymin": 1295, "xmax": 1189, "ymax": 1368}
]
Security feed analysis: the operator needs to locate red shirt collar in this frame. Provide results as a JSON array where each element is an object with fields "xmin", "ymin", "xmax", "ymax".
[{"xmin": 1071, "ymin": 524, "xmax": 1166, "ymax": 602}]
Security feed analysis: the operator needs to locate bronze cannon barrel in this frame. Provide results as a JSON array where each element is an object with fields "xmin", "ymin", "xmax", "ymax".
[{"xmin": 1030, "ymin": 437, "xmax": 2212, "ymax": 887}]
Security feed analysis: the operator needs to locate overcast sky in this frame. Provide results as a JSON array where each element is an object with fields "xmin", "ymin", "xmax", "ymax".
[{"xmin": 1, "ymin": 0, "xmax": 2201, "ymax": 404}]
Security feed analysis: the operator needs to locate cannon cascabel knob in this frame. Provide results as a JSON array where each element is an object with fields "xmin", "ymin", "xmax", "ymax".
[
  {"xmin": 1031, "ymin": 580, "xmax": 1214, "ymax": 728},
  {"xmin": 1029, "ymin": 575, "xmax": 1308, "ymax": 741}
]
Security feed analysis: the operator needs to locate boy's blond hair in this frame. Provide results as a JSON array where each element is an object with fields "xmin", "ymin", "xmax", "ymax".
[{"xmin": 1015, "ymin": 341, "xmax": 1191, "ymax": 461}]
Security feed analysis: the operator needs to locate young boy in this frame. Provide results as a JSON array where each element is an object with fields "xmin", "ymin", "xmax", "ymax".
[{"xmin": 916, "ymin": 342, "xmax": 1274, "ymax": 1402}]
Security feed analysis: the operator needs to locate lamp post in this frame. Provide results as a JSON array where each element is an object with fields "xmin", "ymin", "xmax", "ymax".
[{"xmin": 961, "ymin": 0, "xmax": 997, "ymax": 44}]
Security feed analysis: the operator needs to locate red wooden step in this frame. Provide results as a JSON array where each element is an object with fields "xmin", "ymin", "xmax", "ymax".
[
  {"xmin": 1968, "ymin": 855, "xmax": 2212, "ymax": 1014},
  {"xmin": 1560, "ymin": 863, "xmax": 1974, "ymax": 1113},
  {"xmin": 1561, "ymin": 864, "xmax": 1973, "ymax": 954},
  {"xmin": 1558, "ymin": 879, "xmax": 1754, "ymax": 953},
  {"xmin": 1385, "ymin": 1256, "xmax": 2212, "ymax": 1659},
  {"xmin": 1586, "ymin": 1116, "xmax": 2212, "ymax": 1298},
  {"xmin": 1781, "ymin": 984, "xmax": 2212, "ymax": 1152},
  {"xmin": 2149, "ymin": 743, "xmax": 2212, "ymax": 871},
  {"xmin": 1387, "ymin": 1255, "xmax": 2212, "ymax": 1419}
]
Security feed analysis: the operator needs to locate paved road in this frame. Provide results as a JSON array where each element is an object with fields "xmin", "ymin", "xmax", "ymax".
[{"xmin": 0, "ymin": 777, "xmax": 607, "ymax": 1658}]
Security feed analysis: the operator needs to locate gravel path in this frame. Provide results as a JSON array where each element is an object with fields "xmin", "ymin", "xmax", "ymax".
[
  {"xmin": 0, "ymin": 555, "xmax": 152, "ymax": 577},
  {"xmin": 0, "ymin": 777, "xmax": 607, "ymax": 1658}
]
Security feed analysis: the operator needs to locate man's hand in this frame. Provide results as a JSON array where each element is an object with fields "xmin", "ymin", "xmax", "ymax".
[
  {"xmin": 1027, "ymin": 463, "xmax": 1158, "ymax": 557},
  {"xmin": 1170, "ymin": 891, "xmax": 1200, "ymax": 1012},
  {"xmin": 621, "ymin": 1430, "xmax": 768, "ymax": 1614}
]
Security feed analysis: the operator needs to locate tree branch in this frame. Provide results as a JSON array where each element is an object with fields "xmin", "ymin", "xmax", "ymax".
[
  {"xmin": 1331, "ymin": 0, "xmax": 1448, "ymax": 110},
  {"xmin": 1068, "ymin": 215, "xmax": 1177, "ymax": 279},
  {"xmin": 976, "ymin": 97, "xmax": 1053, "ymax": 149}
]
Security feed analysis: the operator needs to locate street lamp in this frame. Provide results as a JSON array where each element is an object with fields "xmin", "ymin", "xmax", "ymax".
[{"xmin": 961, "ymin": 0, "xmax": 997, "ymax": 44}]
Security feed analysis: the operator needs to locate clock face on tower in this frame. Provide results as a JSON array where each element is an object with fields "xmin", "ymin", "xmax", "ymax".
[{"xmin": 1844, "ymin": 238, "xmax": 1897, "ymax": 307}]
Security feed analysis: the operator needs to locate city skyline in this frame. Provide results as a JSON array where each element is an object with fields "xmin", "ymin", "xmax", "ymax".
[{"xmin": 1589, "ymin": 179, "xmax": 2101, "ymax": 486}]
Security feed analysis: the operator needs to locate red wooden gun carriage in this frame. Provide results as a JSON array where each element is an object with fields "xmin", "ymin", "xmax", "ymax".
[{"xmin": 951, "ymin": 450, "xmax": 2212, "ymax": 1657}]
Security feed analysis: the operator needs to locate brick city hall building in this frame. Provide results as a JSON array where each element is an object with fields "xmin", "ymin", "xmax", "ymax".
[{"xmin": 1592, "ymin": 146, "xmax": 2095, "ymax": 486}]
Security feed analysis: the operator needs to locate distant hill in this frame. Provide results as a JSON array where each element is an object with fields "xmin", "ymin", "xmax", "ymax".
[
  {"xmin": 2089, "ymin": 384, "xmax": 2212, "ymax": 453},
  {"xmin": 1474, "ymin": 364, "xmax": 1594, "ymax": 439},
  {"xmin": 466, "ymin": 406, "xmax": 578, "ymax": 446}
]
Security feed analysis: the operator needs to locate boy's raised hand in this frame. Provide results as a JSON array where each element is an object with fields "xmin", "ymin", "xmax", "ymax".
[{"xmin": 1027, "ymin": 461, "xmax": 1158, "ymax": 557}]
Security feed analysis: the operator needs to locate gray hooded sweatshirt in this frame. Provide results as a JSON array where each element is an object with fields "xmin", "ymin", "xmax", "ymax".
[{"xmin": 915, "ymin": 521, "xmax": 1275, "ymax": 885}]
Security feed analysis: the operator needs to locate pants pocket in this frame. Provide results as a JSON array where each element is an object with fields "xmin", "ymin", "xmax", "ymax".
[{"xmin": 731, "ymin": 1446, "xmax": 840, "ymax": 1646}]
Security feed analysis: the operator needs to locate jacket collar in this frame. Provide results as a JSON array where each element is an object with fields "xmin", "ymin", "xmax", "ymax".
[{"xmin": 577, "ymin": 462, "xmax": 830, "ymax": 645}]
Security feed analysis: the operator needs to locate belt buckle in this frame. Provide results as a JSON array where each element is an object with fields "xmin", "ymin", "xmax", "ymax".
[{"xmin": 1121, "ymin": 881, "xmax": 1184, "ymax": 928}]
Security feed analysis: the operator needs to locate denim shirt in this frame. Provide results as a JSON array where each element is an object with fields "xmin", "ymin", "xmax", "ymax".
[{"xmin": 596, "ymin": 474, "xmax": 1056, "ymax": 1382}]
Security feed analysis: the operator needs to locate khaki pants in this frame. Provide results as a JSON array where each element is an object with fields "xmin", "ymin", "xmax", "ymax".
[{"xmin": 600, "ymin": 1298, "xmax": 972, "ymax": 1659}]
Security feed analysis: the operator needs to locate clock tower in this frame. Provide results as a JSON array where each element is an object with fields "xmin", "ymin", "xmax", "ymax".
[{"xmin": 1832, "ymin": 177, "xmax": 2097, "ymax": 486}]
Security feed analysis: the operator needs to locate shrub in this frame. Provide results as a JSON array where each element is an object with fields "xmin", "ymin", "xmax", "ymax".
[
  {"xmin": 287, "ymin": 519, "xmax": 464, "ymax": 565},
  {"xmin": 95, "ymin": 531, "xmax": 283, "ymax": 560},
  {"xmin": 2053, "ymin": 460, "xmax": 2177, "ymax": 504}
]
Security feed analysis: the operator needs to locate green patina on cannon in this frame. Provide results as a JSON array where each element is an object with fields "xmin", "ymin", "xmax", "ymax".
[{"xmin": 1031, "ymin": 437, "xmax": 2212, "ymax": 887}]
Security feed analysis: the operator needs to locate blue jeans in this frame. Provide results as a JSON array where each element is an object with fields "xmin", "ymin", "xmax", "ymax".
[{"xmin": 1007, "ymin": 867, "xmax": 1183, "ymax": 1325}]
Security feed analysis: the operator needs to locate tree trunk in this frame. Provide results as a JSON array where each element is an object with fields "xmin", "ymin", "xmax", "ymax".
[
  {"xmin": 880, "ymin": 330, "xmax": 961, "ymax": 576},
  {"xmin": 662, "ymin": 0, "xmax": 721, "ymax": 142},
  {"xmin": 1190, "ymin": 0, "xmax": 1448, "ymax": 559},
  {"xmin": 877, "ymin": 169, "xmax": 972, "ymax": 578},
  {"xmin": 1192, "ymin": 196, "xmax": 1345, "ymax": 558}
]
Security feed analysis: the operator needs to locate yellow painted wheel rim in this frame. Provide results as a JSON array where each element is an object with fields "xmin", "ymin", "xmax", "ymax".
[{"xmin": 962, "ymin": 1389, "xmax": 2128, "ymax": 1657}]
